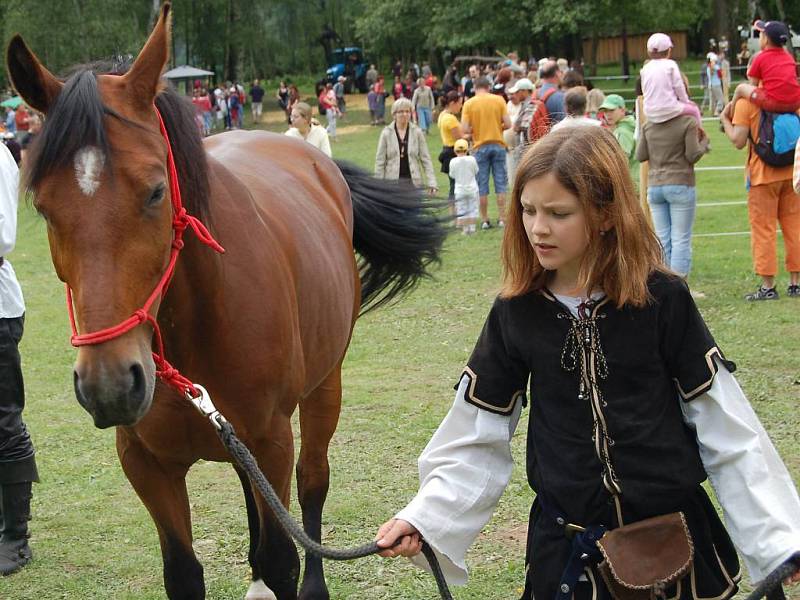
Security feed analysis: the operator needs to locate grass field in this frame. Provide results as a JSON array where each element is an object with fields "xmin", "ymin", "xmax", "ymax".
[{"xmin": 1, "ymin": 85, "xmax": 799, "ymax": 600}]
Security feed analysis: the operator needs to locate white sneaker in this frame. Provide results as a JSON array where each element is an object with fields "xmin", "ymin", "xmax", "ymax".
[
  {"xmin": 481, "ymin": 221, "xmax": 491, "ymax": 230},
  {"xmin": 498, "ymin": 220, "xmax": 505, "ymax": 228}
]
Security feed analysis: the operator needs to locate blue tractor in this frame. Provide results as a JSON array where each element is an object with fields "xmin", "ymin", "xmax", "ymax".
[{"xmin": 326, "ymin": 47, "xmax": 369, "ymax": 93}]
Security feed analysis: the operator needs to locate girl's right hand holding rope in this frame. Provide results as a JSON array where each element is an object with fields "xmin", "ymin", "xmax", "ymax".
[{"xmin": 375, "ymin": 518, "xmax": 423, "ymax": 558}]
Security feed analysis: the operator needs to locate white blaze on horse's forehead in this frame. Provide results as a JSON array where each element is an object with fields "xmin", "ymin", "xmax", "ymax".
[{"xmin": 74, "ymin": 146, "xmax": 105, "ymax": 196}]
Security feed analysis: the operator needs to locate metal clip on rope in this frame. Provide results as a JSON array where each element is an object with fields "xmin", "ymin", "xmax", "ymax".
[
  {"xmin": 186, "ymin": 384, "xmax": 227, "ymax": 430},
  {"xmin": 189, "ymin": 387, "xmax": 454, "ymax": 600}
]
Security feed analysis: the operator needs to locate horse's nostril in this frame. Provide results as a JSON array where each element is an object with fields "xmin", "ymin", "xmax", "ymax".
[{"xmin": 129, "ymin": 362, "xmax": 146, "ymax": 402}]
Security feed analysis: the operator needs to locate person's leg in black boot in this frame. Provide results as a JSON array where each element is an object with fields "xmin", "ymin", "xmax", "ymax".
[
  {"xmin": 0, "ymin": 315, "xmax": 38, "ymax": 576},
  {"xmin": 0, "ymin": 481, "xmax": 32, "ymax": 574}
]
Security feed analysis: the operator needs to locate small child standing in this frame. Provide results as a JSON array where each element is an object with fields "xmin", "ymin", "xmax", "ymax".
[
  {"xmin": 640, "ymin": 33, "xmax": 703, "ymax": 125},
  {"xmin": 448, "ymin": 139, "xmax": 480, "ymax": 234},
  {"xmin": 728, "ymin": 20, "xmax": 800, "ymax": 115}
]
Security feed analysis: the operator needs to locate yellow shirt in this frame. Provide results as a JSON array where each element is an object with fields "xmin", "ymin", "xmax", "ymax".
[
  {"xmin": 438, "ymin": 111, "xmax": 460, "ymax": 147},
  {"xmin": 461, "ymin": 93, "xmax": 507, "ymax": 149},
  {"xmin": 732, "ymin": 98, "xmax": 794, "ymax": 187}
]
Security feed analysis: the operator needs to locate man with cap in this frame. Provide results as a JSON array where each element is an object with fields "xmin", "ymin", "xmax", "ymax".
[
  {"xmin": 725, "ymin": 20, "xmax": 800, "ymax": 116},
  {"xmin": 720, "ymin": 21, "xmax": 800, "ymax": 301},
  {"xmin": 641, "ymin": 32, "xmax": 702, "ymax": 125},
  {"xmin": 598, "ymin": 94, "xmax": 639, "ymax": 183},
  {"xmin": 506, "ymin": 77, "xmax": 535, "ymax": 183},
  {"xmin": 333, "ymin": 75, "xmax": 347, "ymax": 118}
]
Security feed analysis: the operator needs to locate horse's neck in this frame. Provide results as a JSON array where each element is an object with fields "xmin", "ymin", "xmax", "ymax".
[{"xmin": 158, "ymin": 160, "xmax": 233, "ymax": 349}]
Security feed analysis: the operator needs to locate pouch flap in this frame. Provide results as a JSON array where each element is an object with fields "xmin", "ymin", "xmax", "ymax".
[{"xmin": 596, "ymin": 512, "xmax": 693, "ymax": 588}]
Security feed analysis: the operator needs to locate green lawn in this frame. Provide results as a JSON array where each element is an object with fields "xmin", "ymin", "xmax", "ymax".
[{"xmin": 1, "ymin": 90, "xmax": 798, "ymax": 600}]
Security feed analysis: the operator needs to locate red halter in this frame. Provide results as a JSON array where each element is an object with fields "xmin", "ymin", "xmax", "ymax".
[{"xmin": 66, "ymin": 106, "xmax": 225, "ymax": 397}]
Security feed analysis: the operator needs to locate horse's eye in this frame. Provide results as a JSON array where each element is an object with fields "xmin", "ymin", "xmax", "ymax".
[{"xmin": 147, "ymin": 183, "xmax": 166, "ymax": 208}]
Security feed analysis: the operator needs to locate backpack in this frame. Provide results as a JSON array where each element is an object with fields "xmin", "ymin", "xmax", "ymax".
[
  {"xmin": 527, "ymin": 87, "xmax": 558, "ymax": 143},
  {"xmin": 752, "ymin": 111, "xmax": 800, "ymax": 167}
]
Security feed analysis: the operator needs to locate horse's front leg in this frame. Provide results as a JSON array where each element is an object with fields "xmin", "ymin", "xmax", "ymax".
[
  {"xmin": 116, "ymin": 429, "xmax": 204, "ymax": 600},
  {"xmin": 248, "ymin": 408, "xmax": 302, "ymax": 600}
]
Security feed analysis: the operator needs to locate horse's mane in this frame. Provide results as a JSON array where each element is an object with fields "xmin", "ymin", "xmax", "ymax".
[{"xmin": 25, "ymin": 59, "xmax": 211, "ymax": 220}]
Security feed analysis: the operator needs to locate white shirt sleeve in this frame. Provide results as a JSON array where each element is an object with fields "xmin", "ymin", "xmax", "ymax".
[
  {"xmin": 394, "ymin": 374, "xmax": 523, "ymax": 585},
  {"xmin": 0, "ymin": 143, "xmax": 20, "ymax": 257},
  {"xmin": 681, "ymin": 358, "xmax": 800, "ymax": 582}
]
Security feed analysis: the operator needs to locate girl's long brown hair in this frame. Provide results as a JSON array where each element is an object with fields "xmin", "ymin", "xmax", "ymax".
[{"xmin": 501, "ymin": 127, "xmax": 665, "ymax": 307}]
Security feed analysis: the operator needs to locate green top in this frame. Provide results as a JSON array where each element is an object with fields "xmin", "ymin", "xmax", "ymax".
[{"xmin": 613, "ymin": 115, "xmax": 639, "ymax": 184}]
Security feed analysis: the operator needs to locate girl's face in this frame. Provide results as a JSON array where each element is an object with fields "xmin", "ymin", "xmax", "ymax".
[
  {"xmin": 520, "ymin": 172, "xmax": 590, "ymax": 289},
  {"xmin": 290, "ymin": 110, "xmax": 307, "ymax": 128}
]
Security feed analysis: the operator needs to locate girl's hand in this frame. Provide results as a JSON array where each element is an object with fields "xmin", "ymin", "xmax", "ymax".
[
  {"xmin": 428, "ymin": 187, "xmax": 438, "ymax": 197},
  {"xmin": 784, "ymin": 569, "xmax": 800, "ymax": 585},
  {"xmin": 375, "ymin": 518, "xmax": 422, "ymax": 558}
]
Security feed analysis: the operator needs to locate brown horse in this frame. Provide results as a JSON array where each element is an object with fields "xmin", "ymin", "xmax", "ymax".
[{"xmin": 6, "ymin": 4, "xmax": 444, "ymax": 599}]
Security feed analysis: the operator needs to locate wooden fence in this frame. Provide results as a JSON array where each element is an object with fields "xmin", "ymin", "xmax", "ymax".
[{"xmin": 583, "ymin": 31, "xmax": 687, "ymax": 65}]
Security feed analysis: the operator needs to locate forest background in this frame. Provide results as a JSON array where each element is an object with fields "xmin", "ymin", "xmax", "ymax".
[{"xmin": 0, "ymin": 0, "xmax": 798, "ymax": 85}]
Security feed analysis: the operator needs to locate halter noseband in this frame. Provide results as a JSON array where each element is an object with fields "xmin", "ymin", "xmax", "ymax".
[{"xmin": 66, "ymin": 106, "xmax": 225, "ymax": 397}]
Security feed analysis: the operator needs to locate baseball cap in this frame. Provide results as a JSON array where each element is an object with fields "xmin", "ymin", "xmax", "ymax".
[
  {"xmin": 647, "ymin": 33, "xmax": 673, "ymax": 53},
  {"xmin": 754, "ymin": 20, "xmax": 789, "ymax": 46},
  {"xmin": 598, "ymin": 94, "xmax": 626, "ymax": 111},
  {"xmin": 454, "ymin": 139, "xmax": 469, "ymax": 152},
  {"xmin": 508, "ymin": 78, "xmax": 535, "ymax": 93},
  {"xmin": 337, "ymin": 75, "xmax": 346, "ymax": 82}
]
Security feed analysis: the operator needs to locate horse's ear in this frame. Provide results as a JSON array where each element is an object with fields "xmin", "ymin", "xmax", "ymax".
[
  {"xmin": 6, "ymin": 35, "xmax": 63, "ymax": 114},
  {"xmin": 124, "ymin": 1, "xmax": 172, "ymax": 106}
]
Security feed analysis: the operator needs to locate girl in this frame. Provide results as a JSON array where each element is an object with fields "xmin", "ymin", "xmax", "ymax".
[
  {"xmin": 376, "ymin": 127, "xmax": 800, "ymax": 599},
  {"xmin": 285, "ymin": 102, "xmax": 332, "ymax": 157}
]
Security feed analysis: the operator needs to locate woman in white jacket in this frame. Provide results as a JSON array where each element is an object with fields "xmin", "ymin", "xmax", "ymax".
[
  {"xmin": 375, "ymin": 98, "xmax": 437, "ymax": 195},
  {"xmin": 284, "ymin": 102, "xmax": 332, "ymax": 157}
]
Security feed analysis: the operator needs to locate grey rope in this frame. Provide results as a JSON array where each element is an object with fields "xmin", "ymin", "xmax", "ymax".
[
  {"xmin": 216, "ymin": 421, "xmax": 454, "ymax": 600},
  {"xmin": 743, "ymin": 553, "xmax": 799, "ymax": 600}
]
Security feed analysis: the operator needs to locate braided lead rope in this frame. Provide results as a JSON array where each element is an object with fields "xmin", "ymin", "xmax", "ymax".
[
  {"xmin": 744, "ymin": 554, "xmax": 800, "ymax": 600},
  {"xmin": 215, "ymin": 420, "xmax": 454, "ymax": 600}
]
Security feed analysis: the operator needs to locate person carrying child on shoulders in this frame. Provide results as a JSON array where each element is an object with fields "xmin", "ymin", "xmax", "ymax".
[
  {"xmin": 725, "ymin": 20, "xmax": 800, "ymax": 117},
  {"xmin": 375, "ymin": 126, "xmax": 800, "ymax": 599},
  {"xmin": 448, "ymin": 139, "xmax": 480, "ymax": 235},
  {"xmin": 641, "ymin": 33, "xmax": 703, "ymax": 127}
]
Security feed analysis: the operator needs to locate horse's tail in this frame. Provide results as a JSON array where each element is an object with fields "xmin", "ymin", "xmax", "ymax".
[{"xmin": 335, "ymin": 160, "xmax": 448, "ymax": 314}]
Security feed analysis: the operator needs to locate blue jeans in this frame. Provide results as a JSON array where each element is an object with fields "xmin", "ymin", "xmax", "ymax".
[
  {"xmin": 648, "ymin": 185, "xmax": 697, "ymax": 276},
  {"xmin": 473, "ymin": 143, "xmax": 508, "ymax": 196},
  {"xmin": 417, "ymin": 107, "xmax": 432, "ymax": 132}
]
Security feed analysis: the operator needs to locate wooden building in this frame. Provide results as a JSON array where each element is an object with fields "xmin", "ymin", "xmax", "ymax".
[{"xmin": 583, "ymin": 31, "xmax": 688, "ymax": 65}]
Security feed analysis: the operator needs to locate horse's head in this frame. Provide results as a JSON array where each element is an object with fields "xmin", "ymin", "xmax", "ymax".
[{"xmin": 6, "ymin": 4, "xmax": 179, "ymax": 428}]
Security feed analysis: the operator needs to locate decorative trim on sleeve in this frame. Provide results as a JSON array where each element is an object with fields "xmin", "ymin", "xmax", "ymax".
[
  {"xmin": 674, "ymin": 347, "xmax": 737, "ymax": 402},
  {"xmin": 461, "ymin": 367, "xmax": 526, "ymax": 416}
]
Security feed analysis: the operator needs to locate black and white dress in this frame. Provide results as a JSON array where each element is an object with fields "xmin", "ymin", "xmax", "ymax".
[{"xmin": 395, "ymin": 271, "xmax": 800, "ymax": 599}]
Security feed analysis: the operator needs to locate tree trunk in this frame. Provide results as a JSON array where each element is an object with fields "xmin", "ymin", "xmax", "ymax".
[
  {"xmin": 621, "ymin": 15, "xmax": 630, "ymax": 80},
  {"xmin": 774, "ymin": 0, "xmax": 786, "ymax": 20},
  {"xmin": 150, "ymin": 0, "xmax": 161, "ymax": 28},
  {"xmin": 590, "ymin": 29, "xmax": 600, "ymax": 76}
]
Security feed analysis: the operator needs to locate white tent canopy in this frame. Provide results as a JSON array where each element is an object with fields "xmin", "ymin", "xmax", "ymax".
[{"xmin": 163, "ymin": 65, "xmax": 215, "ymax": 80}]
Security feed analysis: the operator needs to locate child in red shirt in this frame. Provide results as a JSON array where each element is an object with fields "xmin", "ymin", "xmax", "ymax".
[{"xmin": 727, "ymin": 20, "xmax": 800, "ymax": 114}]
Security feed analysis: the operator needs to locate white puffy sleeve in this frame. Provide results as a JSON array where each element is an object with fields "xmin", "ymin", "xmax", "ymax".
[
  {"xmin": 681, "ymin": 358, "xmax": 800, "ymax": 582},
  {"xmin": 394, "ymin": 374, "xmax": 523, "ymax": 585}
]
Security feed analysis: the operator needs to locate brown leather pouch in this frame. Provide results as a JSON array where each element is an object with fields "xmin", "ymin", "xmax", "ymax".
[{"xmin": 596, "ymin": 512, "xmax": 694, "ymax": 600}]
